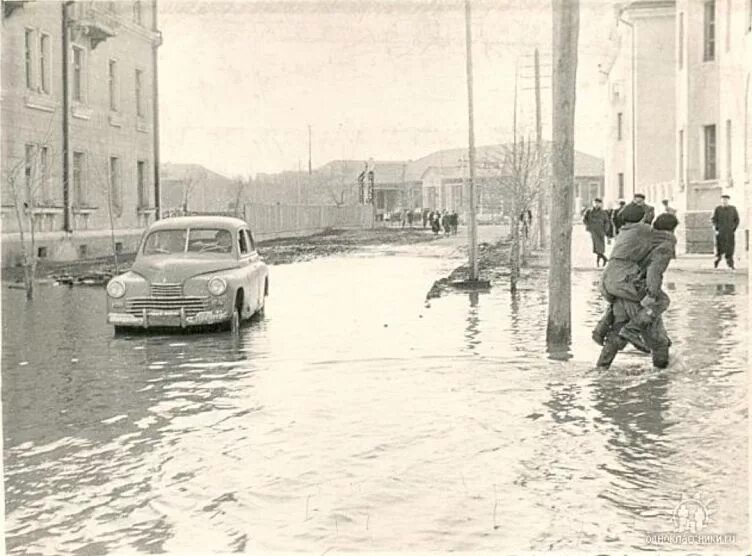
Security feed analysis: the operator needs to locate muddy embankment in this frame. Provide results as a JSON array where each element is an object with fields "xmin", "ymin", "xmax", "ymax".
[
  {"xmin": 2, "ymin": 227, "xmax": 440, "ymax": 287},
  {"xmin": 426, "ymin": 238, "xmax": 548, "ymax": 299}
]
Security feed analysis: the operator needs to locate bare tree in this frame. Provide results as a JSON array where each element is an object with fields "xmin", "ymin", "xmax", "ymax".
[
  {"xmin": 180, "ymin": 169, "xmax": 204, "ymax": 213},
  {"xmin": 483, "ymin": 140, "xmax": 547, "ymax": 293},
  {"xmin": 501, "ymin": 139, "xmax": 547, "ymax": 293},
  {"xmin": 3, "ymin": 123, "xmax": 59, "ymax": 299},
  {"xmin": 326, "ymin": 172, "xmax": 354, "ymax": 207}
]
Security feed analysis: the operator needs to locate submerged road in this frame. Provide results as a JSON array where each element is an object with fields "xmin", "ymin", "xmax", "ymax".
[{"xmin": 2, "ymin": 228, "xmax": 748, "ymax": 553}]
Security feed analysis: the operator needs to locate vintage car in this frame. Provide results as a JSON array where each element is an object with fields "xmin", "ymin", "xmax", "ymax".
[{"xmin": 106, "ymin": 216, "xmax": 269, "ymax": 332}]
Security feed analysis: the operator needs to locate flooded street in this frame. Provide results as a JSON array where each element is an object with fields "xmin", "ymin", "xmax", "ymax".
[{"xmin": 2, "ymin": 235, "xmax": 748, "ymax": 554}]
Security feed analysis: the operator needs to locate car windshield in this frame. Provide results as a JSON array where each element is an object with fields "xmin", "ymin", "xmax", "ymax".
[{"xmin": 142, "ymin": 228, "xmax": 234, "ymax": 255}]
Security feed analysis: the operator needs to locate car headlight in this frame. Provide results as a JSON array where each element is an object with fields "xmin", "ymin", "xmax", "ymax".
[
  {"xmin": 107, "ymin": 280, "xmax": 126, "ymax": 298},
  {"xmin": 207, "ymin": 276, "xmax": 227, "ymax": 296}
]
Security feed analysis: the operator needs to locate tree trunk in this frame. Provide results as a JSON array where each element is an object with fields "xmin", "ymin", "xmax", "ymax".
[
  {"xmin": 547, "ymin": 0, "xmax": 579, "ymax": 350},
  {"xmin": 510, "ymin": 200, "xmax": 520, "ymax": 293}
]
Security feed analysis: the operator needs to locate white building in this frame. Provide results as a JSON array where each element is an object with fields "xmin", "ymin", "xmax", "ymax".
[
  {"xmin": 603, "ymin": 1, "xmax": 677, "ymax": 209},
  {"xmin": 674, "ymin": 0, "xmax": 750, "ymax": 255}
]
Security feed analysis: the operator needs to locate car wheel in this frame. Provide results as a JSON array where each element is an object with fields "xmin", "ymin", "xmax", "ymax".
[
  {"xmin": 114, "ymin": 326, "xmax": 128, "ymax": 335},
  {"xmin": 230, "ymin": 305, "xmax": 240, "ymax": 334}
]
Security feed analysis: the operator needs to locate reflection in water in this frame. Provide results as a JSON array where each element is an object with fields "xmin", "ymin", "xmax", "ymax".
[
  {"xmin": 593, "ymin": 372, "xmax": 675, "ymax": 532},
  {"xmin": 464, "ymin": 292, "xmax": 481, "ymax": 353},
  {"xmin": 1, "ymin": 254, "xmax": 748, "ymax": 554}
]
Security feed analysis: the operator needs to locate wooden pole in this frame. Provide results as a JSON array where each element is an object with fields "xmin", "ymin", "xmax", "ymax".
[
  {"xmin": 534, "ymin": 47, "xmax": 546, "ymax": 249},
  {"xmin": 465, "ymin": 0, "xmax": 479, "ymax": 280},
  {"xmin": 546, "ymin": 0, "xmax": 579, "ymax": 351}
]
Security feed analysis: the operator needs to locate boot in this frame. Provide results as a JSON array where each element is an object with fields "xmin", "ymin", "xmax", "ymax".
[
  {"xmin": 592, "ymin": 307, "xmax": 614, "ymax": 346},
  {"xmin": 652, "ymin": 345, "xmax": 670, "ymax": 369},
  {"xmin": 714, "ymin": 257, "xmax": 721, "ymax": 268},
  {"xmin": 596, "ymin": 335, "xmax": 627, "ymax": 369}
]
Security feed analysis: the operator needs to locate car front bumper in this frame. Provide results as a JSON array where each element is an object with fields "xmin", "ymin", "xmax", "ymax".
[{"xmin": 108, "ymin": 308, "xmax": 230, "ymax": 328}]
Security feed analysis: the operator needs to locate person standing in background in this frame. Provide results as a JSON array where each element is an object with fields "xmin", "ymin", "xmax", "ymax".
[
  {"xmin": 633, "ymin": 193, "xmax": 655, "ymax": 224},
  {"xmin": 711, "ymin": 194, "xmax": 740, "ymax": 269},
  {"xmin": 583, "ymin": 198, "xmax": 611, "ymax": 267}
]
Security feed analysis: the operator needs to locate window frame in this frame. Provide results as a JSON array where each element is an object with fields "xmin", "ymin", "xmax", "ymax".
[
  {"xmin": 24, "ymin": 143, "xmax": 35, "ymax": 204},
  {"xmin": 678, "ymin": 12, "xmax": 684, "ymax": 70},
  {"xmin": 39, "ymin": 32, "xmax": 51, "ymax": 94},
  {"xmin": 703, "ymin": 0, "xmax": 716, "ymax": 62},
  {"xmin": 39, "ymin": 145, "xmax": 49, "ymax": 202},
  {"xmin": 725, "ymin": 119, "xmax": 732, "ymax": 183},
  {"xmin": 135, "ymin": 68, "xmax": 145, "ymax": 118},
  {"xmin": 137, "ymin": 160, "xmax": 148, "ymax": 208},
  {"xmin": 703, "ymin": 124, "xmax": 717, "ymax": 180},
  {"xmin": 72, "ymin": 151, "xmax": 86, "ymax": 207},
  {"xmin": 109, "ymin": 156, "xmax": 122, "ymax": 216},
  {"xmin": 617, "ymin": 112, "xmax": 623, "ymax": 141},
  {"xmin": 71, "ymin": 44, "xmax": 87, "ymax": 104},
  {"xmin": 108, "ymin": 58, "xmax": 119, "ymax": 112},
  {"xmin": 24, "ymin": 28, "xmax": 35, "ymax": 90}
]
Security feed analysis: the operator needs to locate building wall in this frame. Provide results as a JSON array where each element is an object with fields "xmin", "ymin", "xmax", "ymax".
[
  {"xmin": 604, "ymin": 2, "xmax": 676, "ymax": 207},
  {"xmin": 675, "ymin": 0, "xmax": 748, "ymax": 254},
  {"xmin": 1, "ymin": 0, "xmax": 160, "ymax": 261}
]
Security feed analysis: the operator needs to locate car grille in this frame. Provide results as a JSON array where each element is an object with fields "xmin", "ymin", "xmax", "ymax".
[
  {"xmin": 150, "ymin": 283, "xmax": 183, "ymax": 297},
  {"xmin": 127, "ymin": 282, "xmax": 210, "ymax": 317}
]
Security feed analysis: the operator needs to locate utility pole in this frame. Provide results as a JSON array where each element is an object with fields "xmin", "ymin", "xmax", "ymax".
[
  {"xmin": 308, "ymin": 124, "xmax": 312, "ymax": 176},
  {"xmin": 547, "ymin": 0, "xmax": 579, "ymax": 351},
  {"xmin": 62, "ymin": 1, "xmax": 72, "ymax": 232},
  {"xmin": 464, "ymin": 0, "xmax": 479, "ymax": 281},
  {"xmin": 534, "ymin": 47, "xmax": 546, "ymax": 249}
]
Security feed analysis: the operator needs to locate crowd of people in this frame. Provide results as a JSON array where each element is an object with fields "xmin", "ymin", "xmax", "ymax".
[{"xmin": 583, "ymin": 192, "xmax": 741, "ymax": 370}]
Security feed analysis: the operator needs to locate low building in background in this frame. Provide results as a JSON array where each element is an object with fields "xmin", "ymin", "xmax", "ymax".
[
  {"xmin": 1, "ymin": 0, "xmax": 162, "ymax": 266},
  {"xmin": 160, "ymin": 163, "xmax": 243, "ymax": 217}
]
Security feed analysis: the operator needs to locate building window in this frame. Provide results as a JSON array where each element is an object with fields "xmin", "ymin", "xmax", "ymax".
[
  {"xmin": 678, "ymin": 13, "xmax": 684, "ymax": 69},
  {"xmin": 617, "ymin": 112, "xmax": 623, "ymax": 141},
  {"xmin": 72, "ymin": 46, "xmax": 85, "ymax": 103},
  {"xmin": 39, "ymin": 33, "xmax": 50, "ymax": 94},
  {"xmin": 704, "ymin": 1, "xmax": 715, "ymax": 61},
  {"xmin": 108, "ymin": 60, "xmax": 118, "ymax": 111},
  {"xmin": 726, "ymin": 119, "xmax": 732, "ymax": 183},
  {"xmin": 618, "ymin": 172, "xmax": 625, "ymax": 199},
  {"xmin": 133, "ymin": 0, "xmax": 143, "ymax": 24},
  {"xmin": 39, "ymin": 145, "xmax": 49, "ymax": 201},
  {"xmin": 25, "ymin": 28, "xmax": 34, "ymax": 89},
  {"xmin": 704, "ymin": 124, "xmax": 717, "ymax": 180},
  {"xmin": 135, "ymin": 69, "xmax": 144, "ymax": 117},
  {"xmin": 137, "ymin": 160, "xmax": 148, "ymax": 208},
  {"xmin": 726, "ymin": 0, "xmax": 731, "ymax": 51},
  {"xmin": 24, "ymin": 144, "xmax": 35, "ymax": 203},
  {"xmin": 72, "ymin": 151, "xmax": 86, "ymax": 206},
  {"xmin": 110, "ymin": 156, "xmax": 122, "ymax": 216},
  {"xmin": 678, "ymin": 129, "xmax": 685, "ymax": 185}
]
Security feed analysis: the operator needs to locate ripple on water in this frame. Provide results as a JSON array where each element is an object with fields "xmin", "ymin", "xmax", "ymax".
[{"xmin": 1, "ymin": 258, "xmax": 748, "ymax": 553}]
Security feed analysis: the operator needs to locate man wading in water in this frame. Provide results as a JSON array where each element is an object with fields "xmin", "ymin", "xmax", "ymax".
[{"xmin": 592, "ymin": 208, "xmax": 678, "ymax": 369}]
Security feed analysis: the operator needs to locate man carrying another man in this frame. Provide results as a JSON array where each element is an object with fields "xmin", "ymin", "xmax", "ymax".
[{"xmin": 592, "ymin": 202, "xmax": 678, "ymax": 370}]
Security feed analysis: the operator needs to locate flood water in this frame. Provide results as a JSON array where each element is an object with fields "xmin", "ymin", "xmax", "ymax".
[{"xmin": 2, "ymin": 240, "xmax": 749, "ymax": 554}]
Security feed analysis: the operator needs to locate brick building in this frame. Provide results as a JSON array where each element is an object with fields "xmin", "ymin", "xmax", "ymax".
[{"xmin": 1, "ymin": 0, "xmax": 162, "ymax": 265}]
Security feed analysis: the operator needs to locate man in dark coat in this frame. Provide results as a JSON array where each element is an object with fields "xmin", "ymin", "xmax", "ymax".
[
  {"xmin": 583, "ymin": 198, "xmax": 611, "ymax": 267},
  {"xmin": 711, "ymin": 194, "xmax": 740, "ymax": 269},
  {"xmin": 612, "ymin": 200, "xmax": 626, "ymax": 235},
  {"xmin": 632, "ymin": 193, "xmax": 655, "ymax": 224}
]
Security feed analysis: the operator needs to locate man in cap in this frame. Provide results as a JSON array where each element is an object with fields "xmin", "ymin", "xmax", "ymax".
[
  {"xmin": 583, "ymin": 198, "xmax": 611, "ymax": 267},
  {"xmin": 594, "ymin": 212, "xmax": 679, "ymax": 369},
  {"xmin": 711, "ymin": 194, "xmax": 740, "ymax": 270},
  {"xmin": 632, "ymin": 193, "xmax": 655, "ymax": 224}
]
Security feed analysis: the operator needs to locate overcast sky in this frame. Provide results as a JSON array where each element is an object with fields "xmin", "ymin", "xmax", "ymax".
[{"xmin": 158, "ymin": 0, "xmax": 616, "ymax": 177}]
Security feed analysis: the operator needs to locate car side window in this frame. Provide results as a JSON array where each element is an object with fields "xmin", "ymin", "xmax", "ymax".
[
  {"xmin": 238, "ymin": 229, "xmax": 249, "ymax": 255},
  {"xmin": 245, "ymin": 229, "xmax": 255, "ymax": 252}
]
